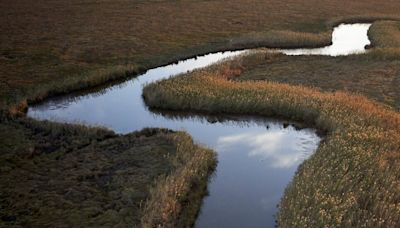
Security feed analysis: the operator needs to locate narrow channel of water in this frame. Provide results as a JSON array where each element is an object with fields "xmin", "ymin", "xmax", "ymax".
[
  {"xmin": 27, "ymin": 23, "xmax": 371, "ymax": 227},
  {"xmin": 280, "ymin": 23, "xmax": 371, "ymax": 56}
]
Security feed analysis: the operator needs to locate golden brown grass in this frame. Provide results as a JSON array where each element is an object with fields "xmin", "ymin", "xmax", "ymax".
[
  {"xmin": 236, "ymin": 21, "xmax": 400, "ymax": 110},
  {"xmin": 2, "ymin": 0, "xmax": 400, "ymax": 226},
  {"xmin": 143, "ymin": 52, "xmax": 400, "ymax": 227},
  {"xmin": 2, "ymin": 0, "xmax": 400, "ymax": 112},
  {"xmin": 238, "ymin": 54, "xmax": 400, "ymax": 110},
  {"xmin": 141, "ymin": 132, "xmax": 216, "ymax": 228}
]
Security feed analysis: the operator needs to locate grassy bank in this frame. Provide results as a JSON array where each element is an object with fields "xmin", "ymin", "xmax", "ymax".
[
  {"xmin": 237, "ymin": 54, "xmax": 400, "ymax": 110},
  {"xmin": 0, "ymin": 118, "xmax": 216, "ymax": 227},
  {"xmin": 142, "ymin": 51, "xmax": 400, "ymax": 227},
  {"xmin": 2, "ymin": 0, "xmax": 400, "ymax": 112},
  {"xmin": 2, "ymin": 0, "xmax": 400, "ymax": 226},
  {"xmin": 140, "ymin": 132, "xmax": 216, "ymax": 227},
  {"xmin": 235, "ymin": 21, "xmax": 400, "ymax": 110}
]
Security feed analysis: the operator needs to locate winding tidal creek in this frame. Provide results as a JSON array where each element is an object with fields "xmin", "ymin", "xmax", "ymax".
[{"xmin": 28, "ymin": 23, "xmax": 371, "ymax": 227}]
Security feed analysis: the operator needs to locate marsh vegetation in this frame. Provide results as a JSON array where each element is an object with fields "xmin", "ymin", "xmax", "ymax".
[
  {"xmin": 2, "ymin": 0, "xmax": 400, "ymax": 227},
  {"xmin": 2, "ymin": 0, "xmax": 400, "ymax": 112},
  {"xmin": 143, "ymin": 26, "xmax": 400, "ymax": 225},
  {"xmin": 0, "ymin": 120, "xmax": 216, "ymax": 227},
  {"xmin": 27, "ymin": 49, "xmax": 321, "ymax": 227},
  {"xmin": 237, "ymin": 21, "xmax": 400, "ymax": 110}
]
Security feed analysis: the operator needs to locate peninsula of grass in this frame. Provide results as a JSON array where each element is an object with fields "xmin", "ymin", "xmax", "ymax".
[
  {"xmin": 0, "ymin": 119, "xmax": 216, "ymax": 227},
  {"xmin": 142, "ymin": 50, "xmax": 400, "ymax": 226}
]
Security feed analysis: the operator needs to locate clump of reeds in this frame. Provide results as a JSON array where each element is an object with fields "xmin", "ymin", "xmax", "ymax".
[
  {"xmin": 140, "ymin": 132, "xmax": 217, "ymax": 228},
  {"xmin": 362, "ymin": 20, "xmax": 400, "ymax": 61}
]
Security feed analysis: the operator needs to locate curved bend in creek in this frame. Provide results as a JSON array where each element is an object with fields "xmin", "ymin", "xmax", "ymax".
[
  {"xmin": 280, "ymin": 23, "xmax": 371, "ymax": 56},
  {"xmin": 28, "ymin": 23, "xmax": 371, "ymax": 227}
]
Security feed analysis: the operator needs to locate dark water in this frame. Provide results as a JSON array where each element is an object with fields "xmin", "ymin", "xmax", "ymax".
[{"xmin": 27, "ymin": 24, "xmax": 370, "ymax": 227}]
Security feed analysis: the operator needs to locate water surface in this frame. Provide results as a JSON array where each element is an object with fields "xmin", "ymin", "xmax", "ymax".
[
  {"xmin": 28, "ymin": 23, "xmax": 370, "ymax": 227},
  {"xmin": 280, "ymin": 23, "xmax": 371, "ymax": 56}
]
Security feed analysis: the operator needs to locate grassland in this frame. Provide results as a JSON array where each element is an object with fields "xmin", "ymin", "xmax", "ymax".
[
  {"xmin": 2, "ymin": 0, "xmax": 400, "ymax": 226},
  {"xmin": 0, "ymin": 120, "xmax": 216, "ymax": 227},
  {"xmin": 142, "ymin": 25, "xmax": 400, "ymax": 225},
  {"xmin": 236, "ymin": 21, "xmax": 400, "ymax": 110},
  {"xmin": 2, "ymin": 0, "xmax": 400, "ymax": 112},
  {"xmin": 238, "ymin": 55, "xmax": 400, "ymax": 109}
]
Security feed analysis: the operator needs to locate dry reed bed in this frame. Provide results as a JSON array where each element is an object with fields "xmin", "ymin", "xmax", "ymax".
[
  {"xmin": 369, "ymin": 21, "xmax": 400, "ymax": 48},
  {"xmin": 143, "ymin": 52, "xmax": 400, "ymax": 227},
  {"xmin": 141, "ymin": 132, "xmax": 217, "ymax": 227},
  {"xmin": 367, "ymin": 20, "xmax": 400, "ymax": 60}
]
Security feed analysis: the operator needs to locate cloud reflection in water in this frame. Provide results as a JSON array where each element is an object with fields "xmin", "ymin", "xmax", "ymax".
[{"xmin": 216, "ymin": 127, "xmax": 318, "ymax": 168}]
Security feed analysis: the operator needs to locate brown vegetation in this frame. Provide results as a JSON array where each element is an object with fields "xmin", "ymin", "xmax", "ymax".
[
  {"xmin": 141, "ymin": 132, "xmax": 216, "ymax": 227},
  {"xmin": 0, "ymin": 119, "xmax": 216, "ymax": 227},
  {"xmin": 143, "ymin": 51, "xmax": 400, "ymax": 227},
  {"xmin": 2, "ymin": 0, "xmax": 400, "ymax": 112},
  {"xmin": 238, "ymin": 54, "xmax": 400, "ymax": 110},
  {"xmin": 236, "ymin": 21, "xmax": 400, "ymax": 110},
  {"xmin": 2, "ymin": 0, "xmax": 400, "ymax": 226}
]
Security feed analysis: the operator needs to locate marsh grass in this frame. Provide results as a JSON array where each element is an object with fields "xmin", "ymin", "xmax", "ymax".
[
  {"xmin": 2, "ymin": 0, "xmax": 400, "ymax": 114},
  {"xmin": 237, "ymin": 53, "xmax": 400, "ymax": 110},
  {"xmin": 327, "ymin": 14, "xmax": 400, "ymax": 27},
  {"xmin": 236, "ymin": 21, "xmax": 400, "ymax": 110},
  {"xmin": 229, "ymin": 30, "xmax": 332, "ymax": 50},
  {"xmin": 141, "ymin": 132, "xmax": 217, "ymax": 228},
  {"xmin": 143, "ymin": 51, "xmax": 400, "ymax": 227},
  {"xmin": 369, "ymin": 21, "xmax": 400, "ymax": 49},
  {"xmin": 3, "ymin": 64, "xmax": 143, "ymax": 116},
  {"xmin": 2, "ymin": 0, "xmax": 400, "ymax": 226},
  {"xmin": 367, "ymin": 20, "xmax": 400, "ymax": 59},
  {"xmin": 0, "ymin": 118, "xmax": 216, "ymax": 227}
]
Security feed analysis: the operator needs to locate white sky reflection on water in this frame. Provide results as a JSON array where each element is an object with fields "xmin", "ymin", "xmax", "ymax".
[
  {"xmin": 280, "ymin": 23, "xmax": 371, "ymax": 56},
  {"xmin": 27, "ymin": 23, "xmax": 371, "ymax": 228},
  {"xmin": 216, "ymin": 129, "xmax": 313, "ymax": 168}
]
